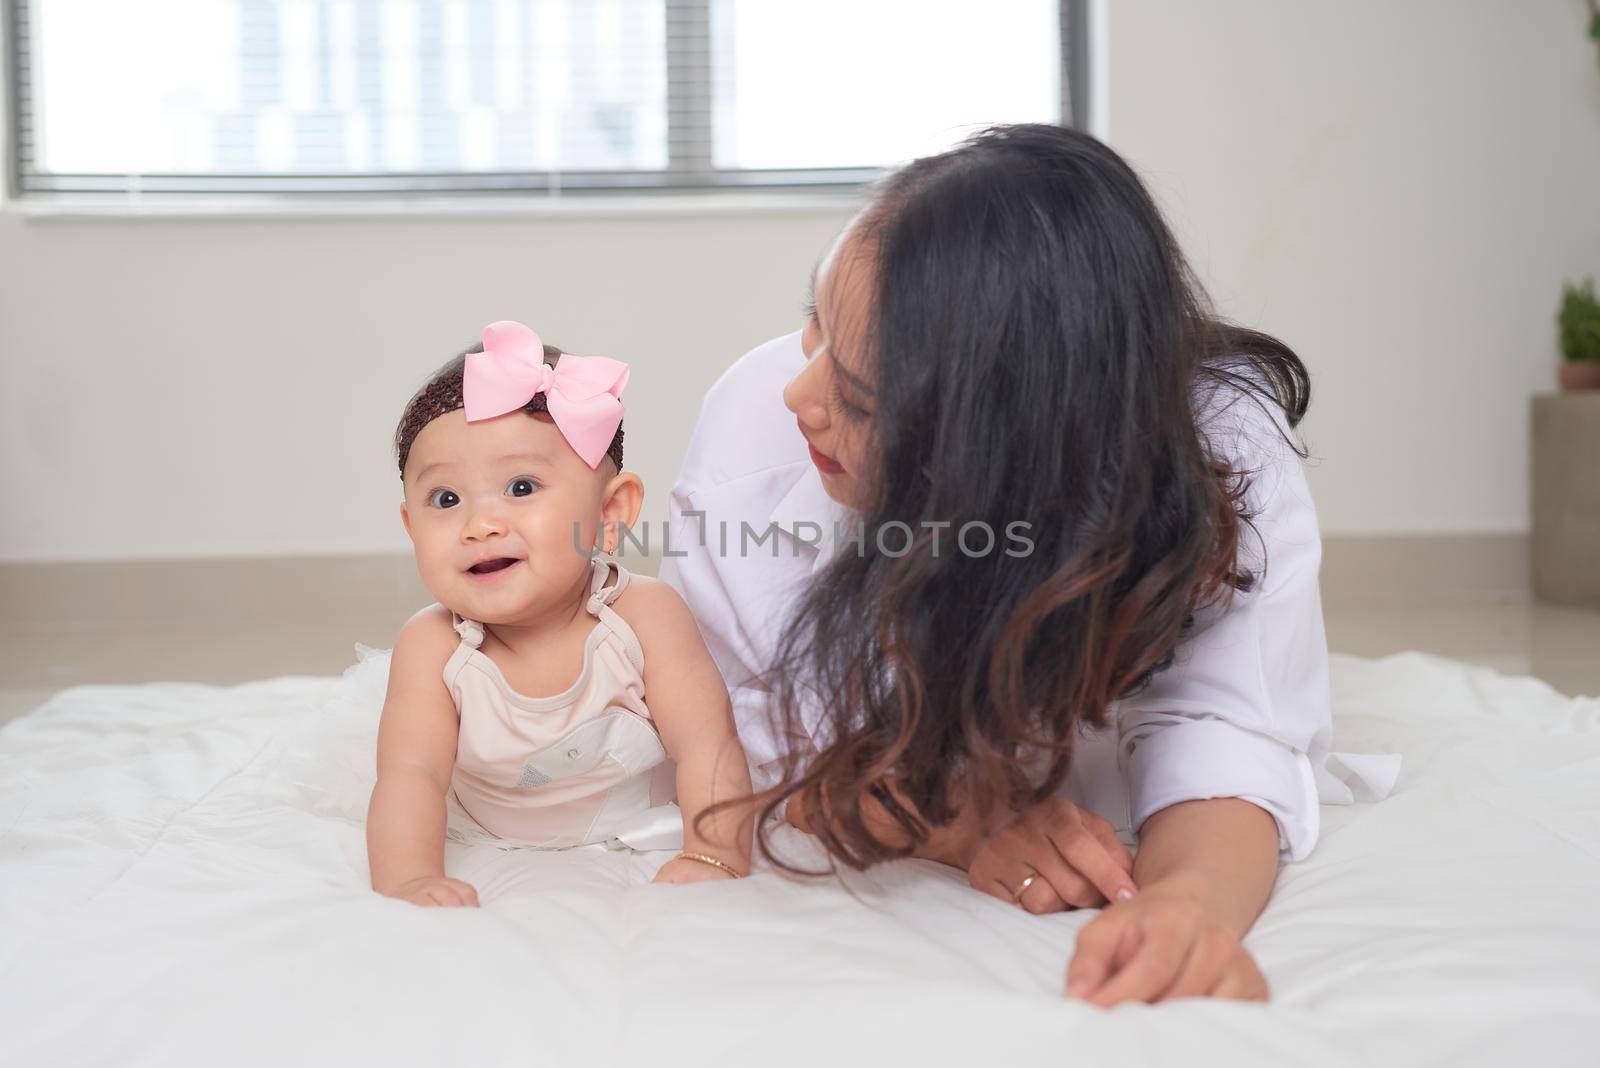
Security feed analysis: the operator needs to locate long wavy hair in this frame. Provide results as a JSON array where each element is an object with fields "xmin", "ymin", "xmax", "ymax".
[{"xmin": 752, "ymin": 123, "xmax": 1310, "ymax": 872}]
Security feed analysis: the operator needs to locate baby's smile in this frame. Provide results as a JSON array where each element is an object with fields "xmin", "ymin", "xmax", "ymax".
[{"xmin": 465, "ymin": 556, "xmax": 523, "ymax": 582}]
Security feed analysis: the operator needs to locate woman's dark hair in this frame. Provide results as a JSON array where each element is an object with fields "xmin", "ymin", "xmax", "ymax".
[
  {"xmin": 394, "ymin": 340, "xmax": 624, "ymax": 476},
  {"xmin": 753, "ymin": 123, "xmax": 1310, "ymax": 871}
]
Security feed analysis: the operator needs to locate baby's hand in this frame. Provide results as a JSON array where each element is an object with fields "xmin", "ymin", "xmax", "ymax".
[
  {"xmin": 385, "ymin": 874, "xmax": 480, "ymax": 908},
  {"xmin": 652, "ymin": 856, "xmax": 738, "ymax": 885}
]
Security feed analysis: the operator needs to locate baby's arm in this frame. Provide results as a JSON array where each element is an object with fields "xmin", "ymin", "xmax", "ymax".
[
  {"xmin": 366, "ymin": 604, "xmax": 478, "ymax": 907},
  {"xmin": 620, "ymin": 579, "xmax": 755, "ymax": 882}
]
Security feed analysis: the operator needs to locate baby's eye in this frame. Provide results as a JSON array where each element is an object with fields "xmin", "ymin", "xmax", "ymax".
[
  {"xmin": 506, "ymin": 477, "xmax": 538, "ymax": 498},
  {"xmin": 428, "ymin": 489, "xmax": 460, "ymax": 509}
]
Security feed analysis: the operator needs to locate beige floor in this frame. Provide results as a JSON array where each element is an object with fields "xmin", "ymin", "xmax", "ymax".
[{"xmin": 2, "ymin": 596, "xmax": 1598, "ymax": 729}]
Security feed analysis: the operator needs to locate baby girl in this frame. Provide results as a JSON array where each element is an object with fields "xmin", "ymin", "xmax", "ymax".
[{"xmin": 366, "ymin": 321, "xmax": 754, "ymax": 907}]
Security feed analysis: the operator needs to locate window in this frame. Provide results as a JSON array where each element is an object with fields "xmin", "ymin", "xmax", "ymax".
[{"xmin": 5, "ymin": 0, "xmax": 1088, "ymax": 198}]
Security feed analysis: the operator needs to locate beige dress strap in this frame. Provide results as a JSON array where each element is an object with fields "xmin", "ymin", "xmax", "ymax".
[
  {"xmin": 440, "ymin": 551, "xmax": 675, "ymax": 850},
  {"xmin": 442, "ymin": 555, "xmax": 643, "ymax": 699},
  {"xmin": 442, "ymin": 612, "xmax": 484, "ymax": 701},
  {"xmin": 585, "ymin": 554, "xmax": 644, "ymax": 675},
  {"xmin": 451, "ymin": 613, "xmax": 485, "ymax": 648}
]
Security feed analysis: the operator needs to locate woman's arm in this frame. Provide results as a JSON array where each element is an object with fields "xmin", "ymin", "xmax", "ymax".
[
  {"xmin": 977, "ymin": 396, "xmax": 1325, "ymax": 1001},
  {"xmin": 1117, "ymin": 392, "xmax": 1332, "ymax": 868},
  {"xmin": 1131, "ymin": 797, "xmax": 1278, "ymax": 936},
  {"xmin": 366, "ymin": 606, "xmax": 478, "ymax": 907},
  {"xmin": 1059, "ymin": 797, "xmax": 1276, "ymax": 1005}
]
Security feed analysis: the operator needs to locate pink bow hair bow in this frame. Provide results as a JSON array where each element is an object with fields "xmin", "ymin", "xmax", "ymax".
[{"xmin": 462, "ymin": 321, "xmax": 630, "ymax": 470}]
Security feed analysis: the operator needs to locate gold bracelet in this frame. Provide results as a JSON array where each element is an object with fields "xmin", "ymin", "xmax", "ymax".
[{"xmin": 676, "ymin": 851, "xmax": 742, "ymax": 879}]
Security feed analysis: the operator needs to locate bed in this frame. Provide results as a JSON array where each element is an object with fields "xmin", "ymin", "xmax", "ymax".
[{"xmin": 1, "ymin": 647, "xmax": 1596, "ymax": 1067}]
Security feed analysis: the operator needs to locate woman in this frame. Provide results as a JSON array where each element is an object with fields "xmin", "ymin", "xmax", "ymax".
[{"xmin": 658, "ymin": 124, "xmax": 1395, "ymax": 1006}]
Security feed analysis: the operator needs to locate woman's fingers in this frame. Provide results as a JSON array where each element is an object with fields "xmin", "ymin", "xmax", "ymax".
[
  {"xmin": 1015, "ymin": 873, "xmax": 1069, "ymax": 915},
  {"xmin": 1064, "ymin": 912, "xmax": 1131, "ymax": 998},
  {"xmin": 1210, "ymin": 960, "xmax": 1270, "ymax": 1001},
  {"xmin": 1065, "ymin": 894, "xmax": 1271, "ymax": 1007},
  {"xmin": 966, "ymin": 837, "xmax": 1014, "ymax": 901},
  {"xmin": 968, "ymin": 832, "xmax": 1035, "ymax": 902},
  {"xmin": 972, "ymin": 829, "xmax": 1090, "ymax": 911},
  {"xmin": 1083, "ymin": 813, "xmax": 1136, "ymax": 878},
  {"xmin": 1087, "ymin": 916, "xmax": 1192, "ymax": 1008},
  {"xmin": 1024, "ymin": 844, "xmax": 1102, "ymax": 909},
  {"xmin": 1153, "ymin": 929, "xmax": 1229, "ymax": 1001},
  {"xmin": 1047, "ymin": 820, "xmax": 1137, "ymax": 904},
  {"xmin": 969, "ymin": 802, "xmax": 1136, "ymax": 911}
]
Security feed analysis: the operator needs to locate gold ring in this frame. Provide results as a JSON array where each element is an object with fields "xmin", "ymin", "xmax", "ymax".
[{"xmin": 1013, "ymin": 871, "xmax": 1039, "ymax": 904}]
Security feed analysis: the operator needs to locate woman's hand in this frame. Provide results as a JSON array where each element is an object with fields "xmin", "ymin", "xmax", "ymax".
[
  {"xmin": 968, "ymin": 797, "xmax": 1138, "ymax": 913},
  {"xmin": 1065, "ymin": 886, "xmax": 1269, "ymax": 1005},
  {"xmin": 384, "ymin": 874, "xmax": 480, "ymax": 908},
  {"xmin": 652, "ymin": 856, "xmax": 740, "ymax": 884}
]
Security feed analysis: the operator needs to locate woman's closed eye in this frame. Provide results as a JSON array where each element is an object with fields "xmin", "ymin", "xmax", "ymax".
[{"xmin": 828, "ymin": 375, "xmax": 870, "ymax": 420}]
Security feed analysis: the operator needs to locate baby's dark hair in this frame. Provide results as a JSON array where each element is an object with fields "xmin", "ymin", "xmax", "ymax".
[{"xmin": 394, "ymin": 340, "xmax": 625, "ymax": 477}]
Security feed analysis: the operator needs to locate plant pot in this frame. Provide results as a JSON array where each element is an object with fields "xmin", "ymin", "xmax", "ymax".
[{"xmin": 1559, "ymin": 361, "xmax": 1600, "ymax": 391}]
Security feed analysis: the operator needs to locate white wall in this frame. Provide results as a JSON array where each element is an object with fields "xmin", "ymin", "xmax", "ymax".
[
  {"xmin": 2, "ymin": 0, "xmax": 1598, "ymax": 561},
  {"xmin": 1104, "ymin": 0, "xmax": 1600, "ymax": 534},
  {"xmin": 0, "ymin": 207, "xmax": 853, "ymax": 559}
]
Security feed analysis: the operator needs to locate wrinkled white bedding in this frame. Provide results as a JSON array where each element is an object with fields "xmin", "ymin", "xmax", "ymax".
[{"xmin": 1, "ymin": 649, "xmax": 1597, "ymax": 1067}]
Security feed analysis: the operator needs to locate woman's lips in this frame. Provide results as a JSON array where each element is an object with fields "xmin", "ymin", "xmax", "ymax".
[
  {"xmin": 465, "ymin": 558, "xmax": 522, "ymax": 583},
  {"xmin": 807, "ymin": 440, "xmax": 845, "ymax": 476}
]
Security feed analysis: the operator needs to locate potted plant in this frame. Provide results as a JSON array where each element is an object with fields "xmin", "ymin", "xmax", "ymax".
[{"xmin": 1558, "ymin": 277, "xmax": 1600, "ymax": 390}]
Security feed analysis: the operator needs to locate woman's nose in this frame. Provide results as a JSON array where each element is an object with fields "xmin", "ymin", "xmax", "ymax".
[{"xmin": 783, "ymin": 356, "xmax": 831, "ymax": 432}]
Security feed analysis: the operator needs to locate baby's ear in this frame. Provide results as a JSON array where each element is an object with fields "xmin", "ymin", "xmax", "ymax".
[
  {"xmin": 600, "ymin": 471, "xmax": 645, "ymax": 542},
  {"xmin": 399, "ymin": 500, "xmax": 414, "ymax": 540}
]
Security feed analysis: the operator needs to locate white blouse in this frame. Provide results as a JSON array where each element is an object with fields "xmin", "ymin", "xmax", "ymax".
[{"xmin": 658, "ymin": 330, "xmax": 1399, "ymax": 862}]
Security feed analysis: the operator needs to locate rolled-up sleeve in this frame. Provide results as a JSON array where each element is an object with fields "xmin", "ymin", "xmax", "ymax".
[{"xmin": 1115, "ymin": 392, "xmax": 1332, "ymax": 863}]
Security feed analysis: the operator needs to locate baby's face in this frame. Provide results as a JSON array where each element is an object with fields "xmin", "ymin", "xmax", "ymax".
[{"xmin": 400, "ymin": 409, "xmax": 638, "ymax": 625}]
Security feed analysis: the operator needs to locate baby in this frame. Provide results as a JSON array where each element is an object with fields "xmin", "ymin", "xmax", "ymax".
[{"xmin": 367, "ymin": 321, "xmax": 754, "ymax": 907}]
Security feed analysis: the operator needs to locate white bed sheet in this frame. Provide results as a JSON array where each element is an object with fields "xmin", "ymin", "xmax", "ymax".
[{"xmin": 1, "ymin": 648, "xmax": 1597, "ymax": 1067}]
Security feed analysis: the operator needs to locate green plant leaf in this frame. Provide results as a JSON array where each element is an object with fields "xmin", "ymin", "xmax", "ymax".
[{"xmin": 1558, "ymin": 277, "xmax": 1600, "ymax": 363}]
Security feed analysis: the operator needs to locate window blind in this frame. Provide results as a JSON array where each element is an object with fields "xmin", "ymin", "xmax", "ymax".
[{"xmin": 6, "ymin": 0, "xmax": 1086, "ymax": 197}]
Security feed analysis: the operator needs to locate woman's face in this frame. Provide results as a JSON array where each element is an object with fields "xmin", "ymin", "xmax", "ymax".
[{"xmin": 783, "ymin": 227, "xmax": 878, "ymax": 509}]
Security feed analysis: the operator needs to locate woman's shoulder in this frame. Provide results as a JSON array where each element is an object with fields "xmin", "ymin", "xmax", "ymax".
[
  {"xmin": 1189, "ymin": 362, "xmax": 1322, "ymax": 598},
  {"xmin": 1192, "ymin": 359, "xmax": 1306, "ymax": 473},
  {"xmin": 701, "ymin": 328, "xmax": 805, "ymax": 409},
  {"xmin": 676, "ymin": 330, "xmax": 810, "ymax": 491}
]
